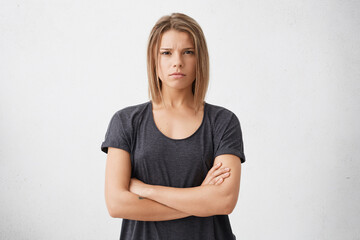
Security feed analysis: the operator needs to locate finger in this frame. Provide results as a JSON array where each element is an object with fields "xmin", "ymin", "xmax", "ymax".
[
  {"xmin": 214, "ymin": 172, "xmax": 231, "ymax": 185},
  {"xmin": 209, "ymin": 162, "xmax": 222, "ymax": 174},
  {"xmin": 215, "ymin": 177, "xmax": 223, "ymax": 185},
  {"xmin": 209, "ymin": 163, "xmax": 223, "ymax": 177},
  {"xmin": 213, "ymin": 167, "xmax": 230, "ymax": 178},
  {"xmin": 209, "ymin": 178, "xmax": 217, "ymax": 185},
  {"xmin": 209, "ymin": 173, "xmax": 222, "ymax": 185},
  {"xmin": 221, "ymin": 172, "xmax": 230, "ymax": 179},
  {"xmin": 207, "ymin": 167, "xmax": 229, "ymax": 185},
  {"xmin": 202, "ymin": 163, "xmax": 223, "ymax": 186},
  {"xmin": 202, "ymin": 174, "xmax": 215, "ymax": 185}
]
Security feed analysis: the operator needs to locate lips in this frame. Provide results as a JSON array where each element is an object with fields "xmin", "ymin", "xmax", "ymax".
[
  {"xmin": 170, "ymin": 73, "xmax": 185, "ymax": 79},
  {"xmin": 170, "ymin": 72, "xmax": 185, "ymax": 76}
]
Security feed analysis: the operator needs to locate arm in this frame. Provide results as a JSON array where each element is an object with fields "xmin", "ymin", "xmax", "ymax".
[
  {"xmin": 132, "ymin": 154, "xmax": 242, "ymax": 217},
  {"xmin": 109, "ymin": 190, "xmax": 191, "ymax": 221},
  {"xmin": 105, "ymin": 147, "xmax": 232, "ymax": 221},
  {"xmin": 105, "ymin": 147, "xmax": 190, "ymax": 221}
]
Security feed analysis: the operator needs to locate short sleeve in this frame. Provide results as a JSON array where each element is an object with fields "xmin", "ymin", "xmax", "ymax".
[
  {"xmin": 100, "ymin": 111, "xmax": 131, "ymax": 154},
  {"xmin": 214, "ymin": 113, "xmax": 246, "ymax": 163}
]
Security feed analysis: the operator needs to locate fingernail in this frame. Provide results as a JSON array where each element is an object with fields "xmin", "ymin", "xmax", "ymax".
[
  {"xmin": 217, "ymin": 162, "xmax": 221, "ymax": 166},
  {"xmin": 225, "ymin": 168, "xmax": 230, "ymax": 171}
]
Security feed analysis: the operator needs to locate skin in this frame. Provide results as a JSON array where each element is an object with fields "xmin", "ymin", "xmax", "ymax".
[
  {"xmin": 156, "ymin": 29, "xmax": 196, "ymax": 109},
  {"xmin": 105, "ymin": 29, "xmax": 242, "ymax": 220},
  {"xmin": 152, "ymin": 29, "xmax": 203, "ymax": 140}
]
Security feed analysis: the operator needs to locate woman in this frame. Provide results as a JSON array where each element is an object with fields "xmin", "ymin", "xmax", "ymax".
[{"xmin": 101, "ymin": 12, "xmax": 246, "ymax": 240}]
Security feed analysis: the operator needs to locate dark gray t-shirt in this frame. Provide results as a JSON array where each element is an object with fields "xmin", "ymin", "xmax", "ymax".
[{"xmin": 101, "ymin": 100, "xmax": 246, "ymax": 240}]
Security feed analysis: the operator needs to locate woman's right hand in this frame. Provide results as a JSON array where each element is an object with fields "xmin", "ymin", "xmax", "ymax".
[{"xmin": 201, "ymin": 162, "xmax": 231, "ymax": 186}]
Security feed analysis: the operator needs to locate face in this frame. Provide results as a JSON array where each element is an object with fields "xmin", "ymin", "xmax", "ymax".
[{"xmin": 156, "ymin": 29, "xmax": 196, "ymax": 91}]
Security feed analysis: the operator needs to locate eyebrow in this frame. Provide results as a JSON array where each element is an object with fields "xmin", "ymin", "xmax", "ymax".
[{"xmin": 160, "ymin": 47, "xmax": 195, "ymax": 50}]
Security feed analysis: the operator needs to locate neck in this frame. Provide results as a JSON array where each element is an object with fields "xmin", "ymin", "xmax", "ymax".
[{"xmin": 159, "ymin": 85, "xmax": 194, "ymax": 109}]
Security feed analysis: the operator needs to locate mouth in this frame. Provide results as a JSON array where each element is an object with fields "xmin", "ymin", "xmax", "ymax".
[
  {"xmin": 170, "ymin": 72, "xmax": 186, "ymax": 79},
  {"xmin": 170, "ymin": 73, "xmax": 185, "ymax": 76},
  {"xmin": 170, "ymin": 73, "xmax": 185, "ymax": 79}
]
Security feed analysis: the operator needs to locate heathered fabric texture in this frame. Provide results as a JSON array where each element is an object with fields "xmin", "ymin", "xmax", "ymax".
[{"xmin": 101, "ymin": 100, "xmax": 245, "ymax": 240}]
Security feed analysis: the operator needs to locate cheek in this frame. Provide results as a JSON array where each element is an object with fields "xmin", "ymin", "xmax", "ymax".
[
  {"xmin": 190, "ymin": 59, "xmax": 196, "ymax": 72},
  {"xmin": 158, "ymin": 58, "xmax": 169, "ymax": 70},
  {"xmin": 157, "ymin": 59, "xmax": 168, "ymax": 77}
]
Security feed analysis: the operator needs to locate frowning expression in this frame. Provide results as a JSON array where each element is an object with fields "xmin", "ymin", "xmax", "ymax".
[{"xmin": 157, "ymin": 29, "xmax": 196, "ymax": 91}]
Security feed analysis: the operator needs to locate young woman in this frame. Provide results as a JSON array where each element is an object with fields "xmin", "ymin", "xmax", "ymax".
[{"xmin": 101, "ymin": 12, "xmax": 246, "ymax": 240}]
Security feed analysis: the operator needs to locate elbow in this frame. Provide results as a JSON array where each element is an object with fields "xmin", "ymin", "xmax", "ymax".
[
  {"xmin": 107, "ymin": 205, "xmax": 121, "ymax": 218},
  {"xmin": 222, "ymin": 194, "xmax": 238, "ymax": 215},
  {"xmin": 105, "ymin": 191, "xmax": 127, "ymax": 218},
  {"xmin": 106, "ymin": 200, "xmax": 122, "ymax": 218},
  {"xmin": 206, "ymin": 194, "xmax": 236, "ymax": 216},
  {"xmin": 108, "ymin": 209, "xmax": 118, "ymax": 218},
  {"xmin": 224, "ymin": 204, "xmax": 235, "ymax": 215}
]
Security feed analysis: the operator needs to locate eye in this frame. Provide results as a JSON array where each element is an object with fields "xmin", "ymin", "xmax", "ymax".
[
  {"xmin": 160, "ymin": 51, "xmax": 171, "ymax": 55},
  {"xmin": 184, "ymin": 50, "xmax": 194, "ymax": 55}
]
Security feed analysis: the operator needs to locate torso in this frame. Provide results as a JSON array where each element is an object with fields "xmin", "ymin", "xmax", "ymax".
[
  {"xmin": 151, "ymin": 102, "xmax": 205, "ymax": 140},
  {"xmin": 102, "ymin": 101, "xmax": 242, "ymax": 239}
]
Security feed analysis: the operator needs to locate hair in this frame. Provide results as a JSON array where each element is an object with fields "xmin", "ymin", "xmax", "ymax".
[{"xmin": 147, "ymin": 12, "xmax": 209, "ymax": 113}]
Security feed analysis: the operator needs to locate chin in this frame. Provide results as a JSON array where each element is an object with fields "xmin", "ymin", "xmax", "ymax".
[{"xmin": 165, "ymin": 82, "xmax": 185, "ymax": 87}]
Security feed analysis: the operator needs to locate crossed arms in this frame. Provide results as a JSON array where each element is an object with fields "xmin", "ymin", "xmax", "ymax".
[{"xmin": 104, "ymin": 147, "xmax": 242, "ymax": 221}]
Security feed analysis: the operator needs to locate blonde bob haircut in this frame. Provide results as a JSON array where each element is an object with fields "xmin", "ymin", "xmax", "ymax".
[{"xmin": 147, "ymin": 12, "xmax": 209, "ymax": 113}]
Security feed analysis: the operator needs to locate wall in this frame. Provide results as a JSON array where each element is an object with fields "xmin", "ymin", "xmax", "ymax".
[{"xmin": 0, "ymin": 0, "xmax": 359, "ymax": 239}]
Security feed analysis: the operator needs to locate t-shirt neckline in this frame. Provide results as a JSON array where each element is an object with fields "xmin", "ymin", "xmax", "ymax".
[{"xmin": 148, "ymin": 100, "xmax": 207, "ymax": 141}]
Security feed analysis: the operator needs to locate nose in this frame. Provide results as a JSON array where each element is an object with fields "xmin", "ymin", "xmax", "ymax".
[{"xmin": 173, "ymin": 52, "xmax": 183, "ymax": 68}]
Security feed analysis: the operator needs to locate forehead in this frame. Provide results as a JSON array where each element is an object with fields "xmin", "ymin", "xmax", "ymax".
[{"xmin": 159, "ymin": 29, "xmax": 194, "ymax": 47}]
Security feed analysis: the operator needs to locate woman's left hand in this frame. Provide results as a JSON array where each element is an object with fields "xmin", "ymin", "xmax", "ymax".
[{"xmin": 129, "ymin": 178, "xmax": 149, "ymax": 198}]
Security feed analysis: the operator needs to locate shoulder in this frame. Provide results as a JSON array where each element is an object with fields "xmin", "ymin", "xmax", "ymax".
[
  {"xmin": 113, "ymin": 101, "xmax": 149, "ymax": 119},
  {"xmin": 205, "ymin": 102, "xmax": 244, "ymax": 134},
  {"xmin": 109, "ymin": 101, "xmax": 150, "ymax": 129},
  {"xmin": 205, "ymin": 101, "xmax": 238, "ymax": 120}
]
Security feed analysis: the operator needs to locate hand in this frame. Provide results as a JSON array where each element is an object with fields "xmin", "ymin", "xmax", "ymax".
[
  {"xmin": 201, "ymin": 162, "xmax": 231, "ymax": 186},
  {"xmin": 129, "ymin": 178, "xmax": 149, "ymax": 198}
]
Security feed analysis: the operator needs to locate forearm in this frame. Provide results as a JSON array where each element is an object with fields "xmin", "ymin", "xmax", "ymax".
[
  {"xmin": 107, "ymin": 190, "xmax": 191, "ymax": 221},
  {"xmin": 143, "ymin": 184, "xmax": 230, "ymax": 217}
]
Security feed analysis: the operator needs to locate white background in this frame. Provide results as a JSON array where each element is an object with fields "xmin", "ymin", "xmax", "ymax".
[{"xmin": 1, "ymin": 0, "xmax": 359, "ymax": 239}]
